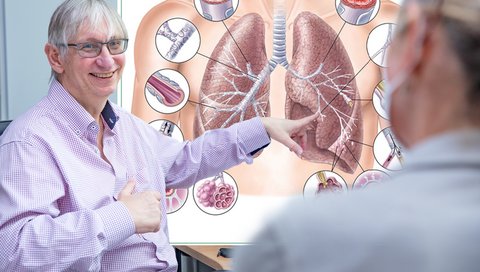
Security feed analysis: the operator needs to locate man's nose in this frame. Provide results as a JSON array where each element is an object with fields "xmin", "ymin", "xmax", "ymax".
[{"xmin": 95, "ymin": 45, "xmax": 115, "ymax": 68}]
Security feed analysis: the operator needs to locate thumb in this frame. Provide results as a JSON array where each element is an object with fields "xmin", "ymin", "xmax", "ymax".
[
  {"xmin": 280, "ymin": 134, "xmax": 303, "ymax": 157},
  {"xmin": 118, "ymin": 179, "xmax": 135, "ymax": 198}
]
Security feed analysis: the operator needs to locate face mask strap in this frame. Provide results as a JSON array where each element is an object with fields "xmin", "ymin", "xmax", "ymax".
[{"xmin": 382, "ymin": 0, "xmax": 445, "ymax": 119}]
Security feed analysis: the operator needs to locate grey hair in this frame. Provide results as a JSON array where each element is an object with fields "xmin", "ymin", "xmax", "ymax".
[
  {"xmin": 439, "ymin": 0, "xmax": 480, "ymax": 113},
  {"xmin": 401, "ymin": 0, "xmax": 480, "ymax": 112},
  {"xmin": 47, "ymin": 0, "xmax": 128, "ymax": 78}
]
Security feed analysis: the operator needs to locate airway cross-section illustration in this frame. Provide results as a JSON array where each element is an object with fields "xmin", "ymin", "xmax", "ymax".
[
  {"xmin": 194, "ymin": 6, "xmax": 363, "ymax": 174},
  {"xmin": 337, "ymin": 0, "xmax": 378, "ymax": 25}
]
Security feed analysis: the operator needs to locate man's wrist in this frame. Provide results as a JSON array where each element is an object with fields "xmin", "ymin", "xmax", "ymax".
[{"xmin": 95, "ymin": 201, "xmax": 136, "ymax": 249}]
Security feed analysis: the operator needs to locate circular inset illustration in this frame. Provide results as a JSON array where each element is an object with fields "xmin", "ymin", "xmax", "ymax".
[
  {"xmin": 372, "ymin": 80, "xmax": 389, "ymax": 120},
  {"xmin": 303, "ymin": 171, "xmax": 348, "ymax": 198},
  {"xmin": 367, "ymin": 23, "xmax": 396, "ymax": 67},
  {"xmin": 352, "ymin": 169, "xmax": 389, "ymax": 190},
  {"xmin": 194, "ymin": 172, "xmax": 238, "ymax": 215},
  {"xmin": 373, "ymin": 127, "xmax": 405, "ymax": 171},
  {"xmin": 149, "ymin": 119, "xmax": 185, "ymax": 142},
  {"xmin": 156, "ymin": 18, "xmax": 200, "ymax": 63},
  {"xmin": 165, "ymin": 188, "xmax": 189, "ymax": 214},
  {"xmin": 145, "ymin": 69, "xmax": 190, "ymax": 114},
  {"xmin": 336, "ymin": 0, "xmax": 380, "ymax": 26},
  {"xmin": 194, "ymin": 0, "xmax": 239, "ymax": 22}
]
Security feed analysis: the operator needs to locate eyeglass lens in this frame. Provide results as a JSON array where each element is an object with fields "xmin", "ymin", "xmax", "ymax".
[{"xmin": 77, "ymin": 39, "xmax": 127, "ymax": 57}]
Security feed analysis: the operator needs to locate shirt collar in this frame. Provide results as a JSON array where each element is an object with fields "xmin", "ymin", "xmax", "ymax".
[
  {"xmin": 47, "ymin": 79, "xmax": 119, "ymax": 136},
  {"xmin": 101, "ymin": 101, "xmax": 118, "ymax": 130}
]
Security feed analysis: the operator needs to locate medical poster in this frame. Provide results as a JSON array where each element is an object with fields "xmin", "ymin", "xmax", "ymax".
[{"xmin": 120, "ymin": 0, "xmax": 402, "ymax": 243}]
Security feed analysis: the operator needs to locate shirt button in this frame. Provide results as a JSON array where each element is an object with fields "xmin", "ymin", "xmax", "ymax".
[{"xmin": 94, "ymin": 147, "xmax": 99, "ymax": 154}]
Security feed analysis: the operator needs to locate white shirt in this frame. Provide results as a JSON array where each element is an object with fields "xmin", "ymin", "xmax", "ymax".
[{"xmin": 233, "ymin": 129, "xmax": 480, "ymax": 272}]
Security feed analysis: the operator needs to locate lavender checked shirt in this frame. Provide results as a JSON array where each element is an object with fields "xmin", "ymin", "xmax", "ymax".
[{"xmin": 0, "ymin": 79, "xmax": 270, "ymax": 271}]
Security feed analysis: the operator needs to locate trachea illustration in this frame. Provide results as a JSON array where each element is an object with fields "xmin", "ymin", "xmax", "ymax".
[
  {"xmin": 157, "ymin": 21, "xmax": 196, "ymax": 60},
  {"xmin": 337, "ymin": 0, "xmax": 377, "ymax": 25},
  {"xmin": 315, "ymin": 171, "xmax": 343, "ymax": 195},
  {"xmin": 196, "ymin": 173, "xmax": 235, "ymax": 210},
  {"xmin": 146, "ymin": 72, "xmax": 185, "ymax": 107},
  {"xmin": 200, "ymin": 0, "xmax": 234, "ymax": 21}
]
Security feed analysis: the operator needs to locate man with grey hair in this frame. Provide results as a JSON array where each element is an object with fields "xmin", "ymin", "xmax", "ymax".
[
  {"xmin": 0, "ymin": 0, "xmax": 318, "ymax": 270},
  {"xmin": 233, "ymin": 0, "xmax": 480, "ymax": 271}
]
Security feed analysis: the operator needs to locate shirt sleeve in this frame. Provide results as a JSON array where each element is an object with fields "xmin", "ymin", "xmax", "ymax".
[
  {"xmin": 0, "ymin": 140, "xmax": 135, "ymax": 271},
  {"xmin": 163, "ymin": 117, "xmax": 270, "ymax": 189}
]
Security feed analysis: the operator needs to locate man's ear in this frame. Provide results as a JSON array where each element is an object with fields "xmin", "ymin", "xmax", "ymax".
[
  {"xmin": 402, "ymin": 2, "xmax": 429, "ymax": 71},
  {"xmin": 44, "ymin": 43, "xmax": 65, "ymax": 74}
]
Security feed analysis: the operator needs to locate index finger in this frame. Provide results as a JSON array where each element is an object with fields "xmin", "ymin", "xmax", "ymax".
[{"xmin": 293, "ymin": 112, "xmax": 320, "ymax": 128}]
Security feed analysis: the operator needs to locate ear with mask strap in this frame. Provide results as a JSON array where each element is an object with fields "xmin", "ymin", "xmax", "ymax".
[{"xmin": 382, "ymin": 2, "xmax": 429, "ymax": 120}]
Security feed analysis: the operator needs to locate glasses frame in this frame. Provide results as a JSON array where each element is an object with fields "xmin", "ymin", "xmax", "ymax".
[{"xmin": 66, "ymin": 38, "xmax": 129, "ymax": 58}]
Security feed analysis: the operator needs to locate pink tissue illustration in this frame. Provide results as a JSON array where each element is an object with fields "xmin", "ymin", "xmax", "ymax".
[
  {"xmin": 352, "ymin": 170, "xmax": 389, "ymax": 190},
  {"xmin": 165, "ymin": 188, "xmax": 189, "ymax": 214},
  {"xmin": 196, "ymin": 173, "xmax": 236, "ymax": 210},
  {"xmin": 146, "ymin": 71, "xmax": 185, "ymax": 107},
  {"xmin": 315, "ymin": 171, "xmax": 344, "ymax": 195}
]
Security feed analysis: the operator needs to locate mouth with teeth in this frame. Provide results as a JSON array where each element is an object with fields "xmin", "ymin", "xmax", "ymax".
[{"xmin": 90, "ymin": 71, "xmax": 115, "ymax": 78}]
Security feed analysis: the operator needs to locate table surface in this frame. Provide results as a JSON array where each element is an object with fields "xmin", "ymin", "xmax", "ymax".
[{"xmin": 175, "ymin": 245, "xmax": 232, "ymax": 270}]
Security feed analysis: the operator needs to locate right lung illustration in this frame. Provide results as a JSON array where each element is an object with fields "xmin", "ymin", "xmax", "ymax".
[
  {"xmin": 194, "ymin": 13, "xmax": 271, "ymax": 136},
  {"xmin": 194, "ymin": 11, "xmax": 363, "ymax": 174},
  {"xmin": 286, "ymin": 11, "xmax": 363, "ymax": 174}
]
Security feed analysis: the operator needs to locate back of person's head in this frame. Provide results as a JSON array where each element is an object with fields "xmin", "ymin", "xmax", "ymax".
[
  {"xmin": 400, "ymin": 0, "xmax": 480, "ymax": 116},
  {"xmin": 47, "ymin": 0, "xmax": 128, "ymax": 77}
]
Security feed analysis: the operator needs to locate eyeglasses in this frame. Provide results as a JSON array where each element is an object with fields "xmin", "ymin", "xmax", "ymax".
[{"xmin": 67, "ymin": 39, "xmax": 128, "ymax": 58}]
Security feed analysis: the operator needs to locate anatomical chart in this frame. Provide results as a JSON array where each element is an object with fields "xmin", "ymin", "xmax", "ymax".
[{"xmin": 127, "ymin": 0, "xmax": 401, "ymax": 243}]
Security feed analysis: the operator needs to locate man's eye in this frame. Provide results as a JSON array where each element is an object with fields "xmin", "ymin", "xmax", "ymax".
[
  {"xmin": 108, "ymin": 40, "xmax": 121, "ymax": 49},
  {"xmin": 81, "ymin": 43, "xmax": 98, "ymax": 51}
]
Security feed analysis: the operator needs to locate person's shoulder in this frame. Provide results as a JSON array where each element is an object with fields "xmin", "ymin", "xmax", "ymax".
[
  {"xmin": 0, "ymin": 98, "xmax": 55, "ymax": 145},
  {"xmin": 255, "ymin": 186, "xmax": 422, "ymax": 266},
  {"xmin": 141, "ymin": 0, "xmax": 199, "ymax": 25},
  {"xmin": 269, "ymin": 184, "xmax": 408, "ymax": 238},
  {"xmin": 374, "ymin": 0, "xmax": 401, "ymax": 24}
]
